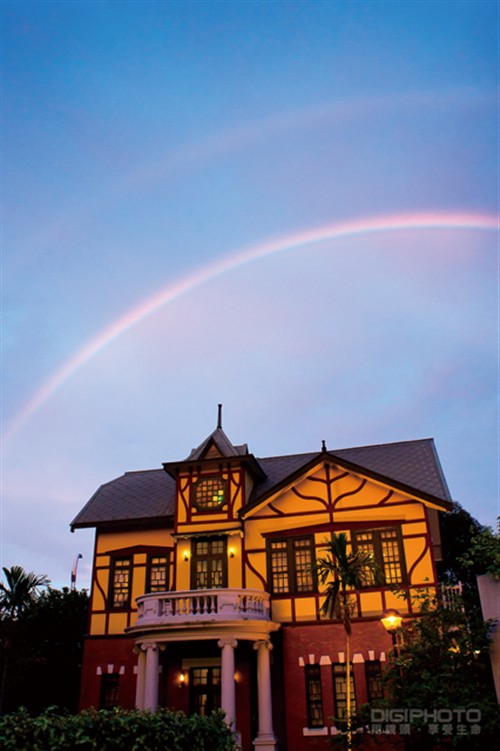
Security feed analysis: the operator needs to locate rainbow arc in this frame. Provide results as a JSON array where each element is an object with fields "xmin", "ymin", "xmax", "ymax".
[{"xmin": 3, "ymin": 210, "xmax": 497, "ymax": 445}]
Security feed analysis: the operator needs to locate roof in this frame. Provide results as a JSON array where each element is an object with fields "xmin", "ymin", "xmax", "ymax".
[
  {"xmin": 71, "ymin": 469, "xmax": 175, "ymax": 530},
  {"xmin": 247, "ymin": 438, "xmax": 452, "ymax": 511},
  {"xmin": 71, "ymin": 437, "xmax": 452, "ymax": 530},
  {"xmin": 186, "ymin": 426, "xmax": 248, "ymax": 460}
]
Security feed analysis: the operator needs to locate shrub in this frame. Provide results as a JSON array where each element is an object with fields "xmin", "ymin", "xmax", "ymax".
[{"xmin": 0, "ymin": 707, "xmax": 237, "ymax": 751}]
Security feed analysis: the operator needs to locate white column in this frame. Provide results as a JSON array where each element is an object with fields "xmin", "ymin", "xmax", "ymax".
[
  {"xmin": 143, "ymin": 643, "xmax": 160, "ymax": 711},
  {"xmin": 218, "ymin": 638, "xmax": 238, "ymax": 730},
  {"xmin": 253, "ymin": 640, "xmax": 277, "ymax": 751},
  {"xmin": 135, "ymin": 645, "xmax": 147, "ymax": 710}
]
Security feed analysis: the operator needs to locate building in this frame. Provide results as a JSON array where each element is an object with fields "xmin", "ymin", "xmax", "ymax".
[{"xmin": 71, "ymin": 411, "xmax": 452, "ymax": 751}]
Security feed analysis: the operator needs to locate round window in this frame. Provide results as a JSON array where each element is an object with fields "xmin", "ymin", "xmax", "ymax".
[{"xmin": 193, "ymin": 477, "xmax": 227, "ymax": 510}]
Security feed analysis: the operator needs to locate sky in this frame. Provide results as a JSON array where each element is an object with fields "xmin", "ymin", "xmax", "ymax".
[{"xmin": 1, "ymin": 0, "xmax": 498, "ymax": 591}]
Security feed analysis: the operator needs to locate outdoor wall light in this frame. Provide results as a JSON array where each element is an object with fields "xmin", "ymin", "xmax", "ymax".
[
  {"xmin": 229, "ymin": 547, "xmax": 235, "ymax": 558},
  {"xmin": 179, "ymin": 672, "xmax": 186, "ymax": 687},
  {"xmin": 183, "ymin": 550, "xmax": 190, "ymax": 562}
]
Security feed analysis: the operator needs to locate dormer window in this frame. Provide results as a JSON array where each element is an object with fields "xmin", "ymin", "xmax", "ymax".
[{"xmin": 193, "ymin": 476, "xmax": 227, "ymax": 511}]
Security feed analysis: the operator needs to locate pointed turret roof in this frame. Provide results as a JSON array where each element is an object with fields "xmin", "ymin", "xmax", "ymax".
[
  {"xmin": 186, "ymin": 426, "xmax": 248, "ymax": 461},
  {"xmin": 162, "ymin": 405, "xmax": 265, "ymax": 481}
]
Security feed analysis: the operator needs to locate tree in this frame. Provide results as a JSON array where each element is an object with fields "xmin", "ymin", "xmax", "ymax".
[
  {"xmin": 312, "ymin": 533, "xmax": 381, "ymax": 751},
  {"xmin": 458, "ymin": 525, "xmax": 500, "ymax": 581},
  {"xmin": 0, "ymin": 566, "xmax": 50, "ymax": 713},
  {"xmin": 0, "ymin": 565, "xmax": 50, "ymax": 619},
  {"xmin": 373, "ymin": 591, "xmax": 500, "ymax": 750},
  {"xmin": 17, "ymin": 586, "xmax": 89, "ymax": 712},
  {"xmin": 0, "ymin": 566, "xmax": 89, "ymax": 714},
  {"xmin": 438, "ymin": 503, "xmax": 499, "ymax": 583}
]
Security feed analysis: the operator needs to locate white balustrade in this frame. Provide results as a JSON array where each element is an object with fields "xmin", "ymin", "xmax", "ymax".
[{"xmin": 134, "ymin": 588, "xmax": 270, "ymax": 627}]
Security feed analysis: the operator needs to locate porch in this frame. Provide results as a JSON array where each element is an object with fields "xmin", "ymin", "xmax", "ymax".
[{"xmin": 127, "ymin": 588, "xmax": 280, "ymax": 751}]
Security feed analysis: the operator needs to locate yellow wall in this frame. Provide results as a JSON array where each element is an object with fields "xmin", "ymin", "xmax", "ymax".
[
  {"xmin": 88, "ymin": 458, "xmax": 441, "ymax": 635},
  {"xmin": 243, "ymin": 462, "xmax": 437, "ymax": 622}
]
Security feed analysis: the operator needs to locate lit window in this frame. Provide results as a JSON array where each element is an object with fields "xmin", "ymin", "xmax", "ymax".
[
  {"xmin": 268, "ymin": 537, "xmax": 315, "ymax": 594},
  {"xmin": 146, "ymin": 554, "xmax": 169, "ymax": 593},
  {"xmin": 110, "ymin": 558, "xmax": 132, "ymax": 609},
  {"xmin": 189, "ymin": 666, "xmax": 221, "ymax": 716},
  {"xmin": 191, "ymin": 538, "xmax": 227, "ymax": 589},
  {"xmin": 193, "ymin": 477, "xmax": 227, "ymax": 510},
  {"xmin": 352, "ymin": 528, "xmax": 405, "ymax": 585}
]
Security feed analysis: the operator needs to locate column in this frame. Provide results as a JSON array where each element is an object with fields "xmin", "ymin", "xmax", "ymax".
[
  {"xmin": 134, "ymin": 645, "xmax": 147, "ymax": 710},
  {"xmin": 218, "ymin": 638, "xmax": 238, "ymax": 730},
  {"xmin": 143, "ymin": 643, "xmax": 160, "ymax": 711},
  {"xmin": 253, "ymin": 640, "xmax": 277, "ymax": 751}
]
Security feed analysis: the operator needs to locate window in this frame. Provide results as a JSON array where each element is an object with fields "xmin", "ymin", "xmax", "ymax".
[
  {"xmin": 352, "ymin": 527, "xmax": 405, "ymax": 585},
  {"xmin": 365, "ymin": 660, "xmax": 384, "ymax": 701},
  {"xmin": 332, "ymin": 664, "xmax": 356, "ymax": 722},
  {"xmin": 99, "ymin": 673, "xmax": 119, "ymax": 709},
  {"xmin": 110, "ymin": 557, "xmax": 132, "ymax": 608},
  {"xmin": 191, "ymin": 537, "xmax": 227, "ymax": 589},
  {"xmin": 193, "ymin": 477, "xmax": 227, "ymax": 510},
  {"xmin": 146, "ymin": 554, "xmax": 169, "ymax": 593},
  {"xmin": 268, "ymin": 536, "xmax": 315, "ymax": 594},
  {"xmin": 189, "ymin": 666, "xmax": 221, "ymax": 715},
  {"xmin": 305, "ymin": 665, "xmax": 324, "ymax": 728}
]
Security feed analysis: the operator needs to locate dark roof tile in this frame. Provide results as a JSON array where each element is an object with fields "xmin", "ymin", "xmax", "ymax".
[
  {"xmin": 70, "ymin": 470, "xmax": 175, "ymax": 529},
  {"xmin": 71, "ymin": 438, "xmax": 451, "ymax": 529}
]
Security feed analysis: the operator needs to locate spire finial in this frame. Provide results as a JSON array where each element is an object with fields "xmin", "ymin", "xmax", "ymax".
[
  {"xmin": 217, "ymin": 403, "xmax": 223, "ymax": 429},
  {"xmin": 321, "ymin": 439, "xmax": 327, "ymax": 453}
]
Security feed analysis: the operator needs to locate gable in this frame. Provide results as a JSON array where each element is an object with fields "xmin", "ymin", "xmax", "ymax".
[
  {"xmin": 246, "ymin": 460, "xmax": 435, "ymax": 525},
  {"xmin": 243, "ymin": 439, "xmax": 452, "ymax": 518}
]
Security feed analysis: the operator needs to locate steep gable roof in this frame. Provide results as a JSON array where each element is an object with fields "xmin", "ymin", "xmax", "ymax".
[
  {"xmin": 334, "ymin": 439, "xmax": 451, "ymax": 501},
  {"xmin": 70, "ymin": 438, "xmax": 452, "ymax": 530},
  {"xmin": 186, "ymin": 426, "xmax": 248, "ymax": 460}
]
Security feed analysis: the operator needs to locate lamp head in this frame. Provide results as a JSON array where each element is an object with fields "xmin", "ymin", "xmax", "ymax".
[{"xmin": 381, "ymin": 609, "xmax": 402, "ymax": 634}]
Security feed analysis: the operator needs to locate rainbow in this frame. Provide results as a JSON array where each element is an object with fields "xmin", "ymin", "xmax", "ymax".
[{"xmin": 3, "ymin": 210, "xmax": 498, "ymax": 445}]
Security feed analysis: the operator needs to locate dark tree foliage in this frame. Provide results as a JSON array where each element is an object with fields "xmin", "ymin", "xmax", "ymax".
[
  {"xmin": 1, "ymin": 581, "xmax": 89, "ymax": 714},
  {"xmin": 375, "ymin": 593, "xmax": 500, "ymax": 750},
  {"xmin": 438, "ymin": 502, "xmax": 485, "ymax": 586},
  {"xmin": 437, "ymin": 502, "xmax": 499, "ymax": 612}
]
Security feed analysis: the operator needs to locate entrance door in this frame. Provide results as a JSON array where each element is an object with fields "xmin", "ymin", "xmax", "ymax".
[
  {"xmin": 189, "ymin": 666, "xmax": 221, "ymax": 716},
  {"xmin": 191, "ymin": 537, "xmax": 227, "ymax": 589}
]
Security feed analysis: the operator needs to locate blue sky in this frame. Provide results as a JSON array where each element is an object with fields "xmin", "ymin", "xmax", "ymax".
[{"xmin": 1, "ymin": 0, "xmax": 498, "ymax": 590}]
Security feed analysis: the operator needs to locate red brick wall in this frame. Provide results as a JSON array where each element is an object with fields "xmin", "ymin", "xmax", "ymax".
[
  {"xmin": 79, "ymin": 637, "xmax": 137, "ymax": 710},
  {"xmin": 282, "ymin": 621, "xmax": 394, "ymax": 751}
]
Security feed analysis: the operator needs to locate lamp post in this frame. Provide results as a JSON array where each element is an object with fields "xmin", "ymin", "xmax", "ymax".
[
  {"xmin": 71, "ymin": 553, "xmax": 83, "ymax": 590},
  {"xmin": 381, "ymin": 609, "xmax": 403, "ymax": 676},
  {"xmin": 381, "ymin": 609, "xmax": 402, "ymax": 645}
]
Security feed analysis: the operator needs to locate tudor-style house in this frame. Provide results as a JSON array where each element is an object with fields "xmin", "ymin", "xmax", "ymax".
[{"xmin": 71, "ymin": 411, "xmax": 452, "ymax": 751}]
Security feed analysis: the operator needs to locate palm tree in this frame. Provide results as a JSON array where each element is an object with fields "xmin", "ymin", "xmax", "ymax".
[
  {"xmin": 312, "ymin": 533, "xmax": 381, "ymax": 751},
  {"xmin": 0, "ymin": 565, "xmax": 49, "ymax": 619},
  {"xmin": 0, "ymin": 566, "xmax": 49, "ymax": 712}
]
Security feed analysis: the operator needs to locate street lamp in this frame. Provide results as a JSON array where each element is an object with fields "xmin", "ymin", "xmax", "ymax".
[
  {"xmin": 71, "ymin": 553, "xmax": 83, "ymax": 590},
  {"xmin": 381, "ymin": 609, "xmax": 403, "ymax": 679},
  {"xmin": 381, "ymin": 609, "xmax": 403, "ymax": 646}
]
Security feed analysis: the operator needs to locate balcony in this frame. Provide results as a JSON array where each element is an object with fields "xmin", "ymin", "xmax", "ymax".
[{"xmin": 133, "ymin": 588, "xmax": 272, "ymax": 629}]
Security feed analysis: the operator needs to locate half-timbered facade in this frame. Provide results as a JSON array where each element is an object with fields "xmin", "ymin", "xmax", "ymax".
[{"xmin": 71, "ymin": 413, "xmax": 452, "ymax": 751}]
